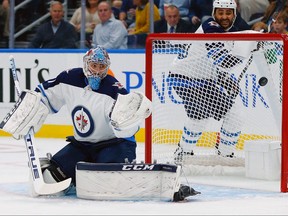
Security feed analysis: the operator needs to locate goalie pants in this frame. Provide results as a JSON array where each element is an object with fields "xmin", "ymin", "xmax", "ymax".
[{"xmin": 50, "ymin": 136, "xmax": 136, "ymax": 185}]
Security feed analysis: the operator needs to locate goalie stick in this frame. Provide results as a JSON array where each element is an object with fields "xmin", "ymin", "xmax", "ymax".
[{"xmin": 8, "ymin": 55, "xmax": 71, "ymax": 196}]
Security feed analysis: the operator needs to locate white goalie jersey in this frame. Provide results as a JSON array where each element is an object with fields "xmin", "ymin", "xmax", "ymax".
[
  {"xmin": 0, "ymin": 67, "xmax": 151, "ymax": 143},
  {"xmin": 34, "ymin": 68, "xmax": 151, "ymax": 143}
]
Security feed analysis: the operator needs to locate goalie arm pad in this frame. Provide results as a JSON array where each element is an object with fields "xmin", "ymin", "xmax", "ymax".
[
  {"xmin": 0, "ymin": 90, "xmax": 49, "ymax": 139},
  {"xmin": 110, "ymin": 92, "xmax": 152, "ymax": 138}
]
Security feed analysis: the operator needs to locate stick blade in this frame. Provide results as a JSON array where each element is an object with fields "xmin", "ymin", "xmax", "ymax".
[{"xmin": 33, "ymin": 178, "xmax": 72, "ymax": 195}]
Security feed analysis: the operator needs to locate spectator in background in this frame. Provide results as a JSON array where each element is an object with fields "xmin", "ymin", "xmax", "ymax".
[
  {"xmin": 28, "ymin": 1, "xmax": 77, "ymax": 48},
  {"xmin": 154, "ymin": 4, "xmax": 194, "ymax": 33},
  {"xmin": 251, "ymin": 21, "xmax": 268, "ymax": 32},
  {"xmin": 0, "ymin": 0, "xmax": 9, "ymax": 47},
  {"xmin": 234, "ymin": 0, "xmax": 251, "ymax": 31},
  {"xmin": 128, "ymin": 0, "xmax": 160, "ymax": 35},
  {"xmin": 271, "ymin": 11, "xmax": 288, "ymax": 33},
  {"xmin": 158, "ymin": 0, "xmax": 191, "ymax": 22},
  {"xmin": 262, "ymin": 0, "xmax": 278, "ymax": 24},
  {"xmin": 261, "ymin": 0, "xmax": 288, "ymax": 32},
  {"xmin": 127, "ymin": 0, "xmax": 160, "ymax": 48},
  {"xmin": 236, "ymin": 0, "xmax": 270, "ymax": 23},
  {"xmin": 112, "ymin": 0, "xmax": 122, "ymax": 9},
  {"xmin": 92, "ymin": 1, "xmax": 127, "ymax": 49},
  {"xmin": 111, "ymin": 0, "xmax": 122, "ymax": 19},
  {"xmin": 70, "ymin": 0, "xmax": 101, "ymax": 47},
  {"xmin": 119, "ymin": 0, "xmax": 136, "ymax": 29},
  {"xmin": 190, "ymin": 0, "xmax": 213, "ymax": 30}
]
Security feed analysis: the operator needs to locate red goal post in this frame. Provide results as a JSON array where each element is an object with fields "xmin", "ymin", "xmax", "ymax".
[{"xmin": 145, "ymin": 33, "xmax": 288, "ymax": 192}]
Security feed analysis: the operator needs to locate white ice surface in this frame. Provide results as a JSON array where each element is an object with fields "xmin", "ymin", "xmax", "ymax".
[{"xmin": 0, "ymin": 137, "xmax": 288, "ymax": 215}]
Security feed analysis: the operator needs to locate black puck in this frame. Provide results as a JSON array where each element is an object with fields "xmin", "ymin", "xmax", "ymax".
[{"xmin": 259, "ymin": 77, "xmax": 268, "ymax": 86}]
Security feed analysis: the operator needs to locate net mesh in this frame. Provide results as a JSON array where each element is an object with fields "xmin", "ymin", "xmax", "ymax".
[{"xmin": 148, "ymin": 38, "xmax": 283, "ymax": 170}]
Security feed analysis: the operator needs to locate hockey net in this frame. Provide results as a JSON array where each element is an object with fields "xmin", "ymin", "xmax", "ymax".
[{"xmin": 145, "ymin": 33, "xmax": 288, "ymax": 192}]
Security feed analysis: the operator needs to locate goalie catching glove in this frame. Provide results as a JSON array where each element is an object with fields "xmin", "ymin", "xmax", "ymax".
[
  {"xmin": 110, "ymin": 92, "xmax": 152, "ymax": 137},
  {"xmin": 0, "ymin": 90, "xmax": 49, "ymax": 139}
]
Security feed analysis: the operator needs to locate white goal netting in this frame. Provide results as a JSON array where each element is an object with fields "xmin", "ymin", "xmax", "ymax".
[{"xmin": 145, "ymin": 33, "xmax": 284, "ymax": 177}]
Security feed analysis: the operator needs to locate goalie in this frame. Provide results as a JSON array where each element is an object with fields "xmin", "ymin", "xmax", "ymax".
[{"xmin": 1, "ymin": 46, "xmax": 198, "ymax": 201}]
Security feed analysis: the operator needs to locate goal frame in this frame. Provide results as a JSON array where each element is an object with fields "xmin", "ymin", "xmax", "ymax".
[{"xmin": 145, "ymin": 33, "xmax": 288, "ymax": 192}]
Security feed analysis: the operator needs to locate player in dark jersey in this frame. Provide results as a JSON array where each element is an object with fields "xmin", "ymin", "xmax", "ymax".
[
  {"xmin": 171, "ymin": 0, "xmax": 253, "ymax": 162},
  {"xmin": 196, "ymin": 0, "xmax": 249, "ymax": 33}
]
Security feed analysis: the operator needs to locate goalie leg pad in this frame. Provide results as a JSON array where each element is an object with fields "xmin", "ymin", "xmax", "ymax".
[
  {"xmin": 0, "ymin": 90, "xmax": 49, "ymax": 139},
  {"xmin": 76, "ymin": 162, "xmax": 181, "ymax": 201}
]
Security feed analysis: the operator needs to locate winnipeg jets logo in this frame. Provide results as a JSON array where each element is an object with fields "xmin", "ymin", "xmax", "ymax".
[
  {"xmin": 112, "ymin": 82, "xmax": 124, "ymax": 89},
  {"xmin": 76, "ymin": 108, "xmax": 88, "ymax": 131},
  {"xmin": 72, "ymin": 106, "xmax": 94, "ymax": 137}
]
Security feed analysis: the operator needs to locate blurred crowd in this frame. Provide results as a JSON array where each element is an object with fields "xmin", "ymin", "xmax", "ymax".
[{"xmin": 0, "ymin": 0, "xmax": 288, "ymax": 49}]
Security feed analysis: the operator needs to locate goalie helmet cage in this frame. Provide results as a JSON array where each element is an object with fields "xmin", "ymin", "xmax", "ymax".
[{"xmin": 145, "ymin": 33, "xmax": 288, "ymax": 193}]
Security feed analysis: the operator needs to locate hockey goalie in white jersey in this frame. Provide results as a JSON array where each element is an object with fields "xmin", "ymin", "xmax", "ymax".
[
  {"xmin": 171, "ymin": 0, "xmax": 258, "ymax": 162},
  {"xmin": 0, "ymin": 46, "xmax": 200, "ymax": 201}
]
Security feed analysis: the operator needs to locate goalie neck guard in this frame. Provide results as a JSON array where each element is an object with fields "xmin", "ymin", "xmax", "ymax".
[{"xmin": 83, "ymin": 46, "xmax": 111, "ymax": 90}]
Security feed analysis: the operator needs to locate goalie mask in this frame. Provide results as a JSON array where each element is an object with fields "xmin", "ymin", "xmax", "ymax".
[
  {"xmin": 83, "ymin": 46, "xmax": 111, "ymax": 90},
  {"xmin": 212, "ymin": 0, "xmax": 237, "ymax": 31}
]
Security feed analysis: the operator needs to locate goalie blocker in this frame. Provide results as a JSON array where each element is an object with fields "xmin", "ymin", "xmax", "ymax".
[{"xmin": 76, "ymin": 162, "xmax": 200, "ymax": 202}]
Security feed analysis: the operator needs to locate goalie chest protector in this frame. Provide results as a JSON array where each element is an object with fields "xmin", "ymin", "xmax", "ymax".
[{"xmin": 75, "ymin": 162, "xmax": 181, "ymax": 201}]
